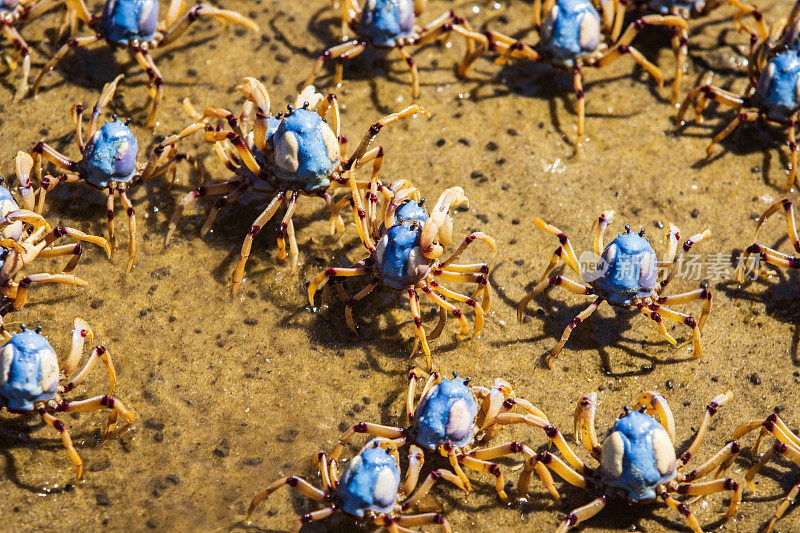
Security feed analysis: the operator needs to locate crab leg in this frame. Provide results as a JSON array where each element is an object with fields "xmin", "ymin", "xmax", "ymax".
[
  {"xmin": 549, "ymin": 297, "xmax": 603, "ymax": 367},
  {"xmin": 655, "ymin": 487, "xmax": 702, "ymax": 533},
  {"xmin": 246, "ymin": 476, "xmax": 328, "ymax": 524},
  {"xmin": 60, "ymin": 346, "xmax": 116, "ymax": 396},
  {"xmin": 132, "ymin": 48, "xmax": 163, "ymax": 128},
  {"xmin": 678, "ymin": 441, "xmax": 742, "ymax": 483},
  {"xmin": 573, "ymin": 393, "xmax": 602, "ymax": 458},
  {"xmin": 432, "ymin": 269, "xmax": 490, "ymax": 312},
  {"xmin": 598, "ymin": 15, "xmax": 689, "ymax": 87},
  {"xmin": 344, "ymin": 278, "xmax": 380, "ymax": 332},
  {"xmin": 396, "ymin": 46, "xmax": 420, "ymax": 100},
  {"xmin": 157, "ymin": 4, "xmax": 258, "ymax": 48},
  {"xmin": 420, "ymin": 281, "xmax": 469, "ymax": 336},
  {"xmin": 303, "ymin": 40, "xmax": 366, "ymax": 91},
  {"xmin": 676, "ymin": 390, "xmax": 733, "ymax": 468},
  {"xmin": 592, "ymin": 210, "xmax": 615, "ymax": 256},
  {"xmin": 533, "ymin": 217, "xmax": 582, "ymax": 274},
  {"xmin": 401, "ymin": 445, "xmax": 424, "ymax": 497},
  {"xmin": 406, "ymin": 288, "xmax": 432, "ymax": 368},
  {"xmin": 517, "ymin": 275, "xmax": 593, "ymax": 322},
  {"xmin": 275, "ymin": 192, "xmax": 299, "ymax": 266},
  {"xmin": 118, "ymin": 187, "xmax": 136, "ymax": 273},
  {"xmin": 344, "ymin": 104, "xmax": 429, "ymax": 171},
  {"xmin": 518, "ymin": 451, "xmax": 561, "ymax": 501},
  {"xmin": 754, "ymin": 198, "xmax": 800, "ymax": 252},
  {"xmin": 766, "ymin": 480, "xmax": 800, "ymax": 533},
  {"xmin": 438, "ymin": 232, "xmax": 496, "ymax": 268},
  {"xmin": 88, "ymin": 73, "xmax": 123, "ymax": 136},
  {"xmin": 331, "ymin": 422, "xmax": 405, "ymax": 461},
  {"xmin": 555, "ymin": 496, "xmax": 608, "ymax": 533},
  {"xmin": 60, "ymin": 317, "xmax": 93, "ymax": 377},
  {"xmin": 381, "ymin": 512, "xmax": 453, "ymax": 533},
  {"xmin": 2, "ymin": 24, "xmax": 30, "ymax": 101},
  {"xmin": 106, "ymin": 187, "xmax": 116, "ymax": 252},
  {"xmin": 707, "ymin": 110, "xmax": 760, "ymax": 155},
  {"xmin": 401, "ymin": 469, "xmax": 467, "ymax": 509},
  {"xmin": 165, "ymin": 179, "xmax": 246, "ymax": 244},
  {"xmin": 33, "ymin": 33, "xmax": 103, "ymax": 95},
  {"xmin": 733, "ymin": 414, "xmax": 800, "ymax": 457},
  {"xmin": 428, "ymin": 279, "xmax": 484, "ymax": 334},
  {"xmin": 231, "ymin": 192, "xmax": 285, "ymax": 295},
  {"xmin": 36, "ymin": 174, "xmax": 81, "ymax": 214},
  {"xmin": 29, "ymin": 142, "xmax": 77, "ymax": 179},
  {"xmin": 660, "ymin": 228, "xmax": 711, "ymax": 291},
  {"xmin": 670, "ymin": 24, "xmax": 689, "ymax": 106},
  {"xmin": 39, "ymin": 409, "xmax": 83, "ymax": 479},
  {"xmin": 655, "ymin": 288, "xmax": 712, "ymax": 330},
  {"xmin": 41, "ymin": 226, "xmax": 111, "ymax": 257},
  {"xmin": 676, "ymin": 478, "xmax": 742, "ymax": 518},
  {"xmin": 646, "ymin": 304, "xmax": 702, "ymax": 359},
  {"xmin": 494, "ymin": 413, "xmax": 589, "ymax": 474},
  {"xmin": 637, "ymin": 303, "xmax": 678, "ymax": 345},
  {"xmin": 307, "ymin": 265, "xmax": 372, "ymax": 307},
  {"xmin": 7, "ymin": 272, "xmax": 88, "ymax": 311}
]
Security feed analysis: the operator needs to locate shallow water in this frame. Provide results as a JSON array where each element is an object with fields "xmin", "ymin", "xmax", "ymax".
[{"xmin": 0, "ymin": 0, "xmax": 798, "ymax": 531}]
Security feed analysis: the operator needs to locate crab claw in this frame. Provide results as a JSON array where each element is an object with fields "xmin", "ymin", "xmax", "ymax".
[
  {"xmin": 14, "ymin": 152, "xmax": 36, "ymax": 212},
  {"xmin": 295, "ymin": 85, "xmax": 325, "ymax": 110},
  {"xmin": 384, "ymin": 186, "xmax": 421, "ymax": 228},
  {"xmin": 236, "ymin": 77, "xmax": 271, "ymax": 115},
  {"xmin": 421, "ymin": 187, "xmax": 469, "ymax": 259}
]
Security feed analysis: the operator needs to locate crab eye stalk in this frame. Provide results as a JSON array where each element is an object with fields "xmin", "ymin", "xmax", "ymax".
[
  {"xmin": 419, "ymin": 197, "xmax": 426, "ymax": 206},
  {"xmin": 35, "ymin": 325, "xmax": 42, "ymax": 333},
  {"xmin": 624, "ymin": 224, "xmax": 631, "ymax": 233},
  {"xmin": 639, "ymin": 228, "xmax": 645, "ymax": 237}
]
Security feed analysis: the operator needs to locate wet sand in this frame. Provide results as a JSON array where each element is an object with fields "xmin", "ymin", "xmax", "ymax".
[{"xmin": 0, "ymin": 0, "xmax": 798, "ymax": 531}]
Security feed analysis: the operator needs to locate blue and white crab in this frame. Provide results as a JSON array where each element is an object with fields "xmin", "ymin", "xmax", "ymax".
[
  {"xmin": 517, "ymin": 210, "xmax": 712, "ymax": 367},
  {"xmin": 459, "ymin": 0, "xmax": 689, "ymax": 148},
  {"xmin": 308, "ymin": 184, "xmax": 495, "ymax": 369},
  {"xmin": 33, "ymin": 0, "xmax": 258, "ymax": 126},
  {"xmin": 164, "ymin": 79, "xmax": 429, "ymax": 294},
  {"xmin": 304, "ymin": 0, "xmax": 480, "ymax": 99},
  {"xmin": 245, "ymin": 437, "xmax": 460, "ymax": 532},
  {"xmin": 679, "ymin": 2, "xmax": 800, "ymax": 191},
  {"xmin": 518, "ymin": 390, "xmax": 742, "ymax": 532},
  {"xmin": 331, "ymin": 368, "xmax": 557, "ymax": 504},
  {"xmin": 0, "ymin": 319, "xmax": 135, "ymax": 479},
  {"xmin": 22, "ymin": 75, "xmax": 195, "ymax": 272}
]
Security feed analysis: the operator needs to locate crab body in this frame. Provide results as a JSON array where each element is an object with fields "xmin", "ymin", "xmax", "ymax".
[
  {"xmin": 359, "ymin": 0, "xmax": 416, "ymax": 47},
  {"xmin": 755, "ymin": 50, "xmax": 800, "ymax": 123},
  {"xmin": 269, "ymin": 108, "xmax": 340, "ymax": 192},
  {"xmin": 412, "ymin": 374, "xmax": 478, "ymax": 451},
  {"xmin": 80, "ymin": 119, "xmax": 140, "ymax": 188},
  {"xmin": 374, "ymin": 221, "xmax": 433, "ymax": 290},
  {"xmin": 598, "ymin": 410, "xmax": 678, "ymax": 501},
  {"xmin": 587, "ymin": 230, "xmax": 658, "ymax": 306},
  {"xmin": 101, "ymin": 0, "xmax": 159, "ymax": 45},
  {"xmin": 0, "ymin": 328, "xmax": 59, "ymax": 412},
  {"xmin": 541, "ymin": 0, "xmax": 602, "ymax": 67},
  {"xmin": 336, "ymin": 439, "xmax": 402, "ymax": 518}
]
